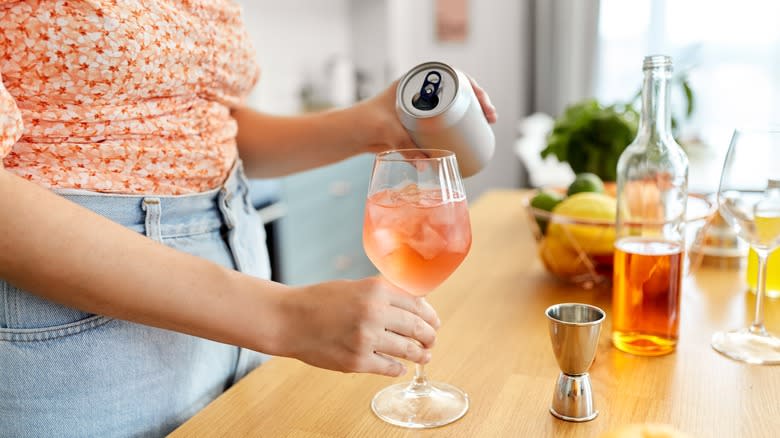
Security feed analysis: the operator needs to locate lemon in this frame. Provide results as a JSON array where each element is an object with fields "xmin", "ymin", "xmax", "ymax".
[
  {"xmin": 567, "ymin": 173, "xmax": 605, "ymax": 196},
  {"xmin": 539, "ymin": 236, "xmax": 590, "ymax": 277},
  {"xmin": 548, "ymin": 192, "xmax": 617, "ymax": 255}
]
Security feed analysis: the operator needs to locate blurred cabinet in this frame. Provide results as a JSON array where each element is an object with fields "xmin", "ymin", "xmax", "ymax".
[{"xmin": 276, "ymin": 155, "xmax": 377, "ymax": 285}]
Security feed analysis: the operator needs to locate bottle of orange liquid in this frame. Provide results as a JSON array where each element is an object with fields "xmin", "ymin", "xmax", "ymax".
[{"xmin": 612, "ymin": 55, "xmax": 689, "ymax": 356}]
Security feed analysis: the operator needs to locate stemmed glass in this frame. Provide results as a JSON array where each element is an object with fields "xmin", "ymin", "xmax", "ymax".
[
  {"xmin": 712, "ymin": 129, "xmax": 780, "ymax": 364},
  {"xmin": 362, "ymin": 149, "xmax": 472, "ymax": 428}
]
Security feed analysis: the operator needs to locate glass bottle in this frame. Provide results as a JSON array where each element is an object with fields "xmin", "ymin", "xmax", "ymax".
[{"xmin": 612, "ymin": 55, "xmax": 689, "ymax": 356}]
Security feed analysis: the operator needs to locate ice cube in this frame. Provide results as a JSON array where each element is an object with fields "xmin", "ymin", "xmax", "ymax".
[
  {"xmin": 428, "ymin": 204, "xmax": 456, "ymax": 225},
  {"xmin": 370, "ymin": 190, "xmax": 395, "ymax": 206},
  {"xmin": 418, "ymin": 189, "xmax": 443, "ymax": 207},
  {"xmin": 370, "ymin": 228, "xmax": 400, "ymax": 258},
  {"xmin": 397, "ymin": 183, "xmax": 420, "ymax": 202},
  {"xmin": 367, "ymin": 202, "xmax": 402, "ymax": 230},
  {"xmin": 447, "ymin": 230, "xmax": 471, "ymax": 254},
  {"xmin": 366, "ymin": 203, "xmax": 385, "ymax": 227},
  {"xmin": 406, "ymin": 223, "xmax": 448, "ymax": 260}
]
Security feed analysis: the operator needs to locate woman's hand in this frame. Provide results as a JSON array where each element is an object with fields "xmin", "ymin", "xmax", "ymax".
[
  {"xmin": 353, "ymin": 76, "xmax": 498, "ymax": 154},
  {"xmin": 275, "ymin": 277, "xmax": 440, "ymax": 377},
  {"xmin": 233, "ymin": 74, "xmax": 496, "ymax": 177},
  {"xmin": 469, "ymin": 76, "xmax": 498, "ymax": 123}
]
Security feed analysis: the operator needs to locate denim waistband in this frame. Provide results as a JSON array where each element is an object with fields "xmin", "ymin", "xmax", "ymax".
[{"xmin": 54, "ymin": 161, "xmax": 253, "ymax": 237}]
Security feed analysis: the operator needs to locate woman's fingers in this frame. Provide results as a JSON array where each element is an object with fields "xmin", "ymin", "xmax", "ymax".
[
  {"xmin": 281, "ymin": 277, "xmax": 440, "ymax": 377},
  {"xmin": 360, "ymin": 75, "xmax": 496, "ymax": 156},
  {"xmin": 375, "ymin": 329, "xmax": 432, "ymax": 366},
  {"xmin": 369, "ymin": 352, "xmax": 408, "ymax": 377},
  {"xmin": 382, "ymin": 305, "xmax": 437, "ymax": 349},
  {"xmin": 468, "ymin": 76, "xmax": 498, "ymax": 124},
  {"xmin": 383, "ymin": 282, "xmax": 440, "ymax": 331},
  {"xmin": 396, "ymin": 149, "xmax": 430, "ymax": 159}
]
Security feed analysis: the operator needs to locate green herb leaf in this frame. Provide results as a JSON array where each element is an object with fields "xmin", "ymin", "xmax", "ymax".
[
  {"xmin": 540, "ymin": 100, "xmax": 637, "ymax": 182},
  {"xmin": 682, "ymin": 79, "xmax": 695, "ymax": 118}
]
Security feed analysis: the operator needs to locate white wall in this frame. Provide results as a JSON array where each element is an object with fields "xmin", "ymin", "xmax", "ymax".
[
  {"xmin": 238, "ymin": 0, "xmax": 352, "ymax": 114},
  {"xmin": 386, "ymin": 0, "xmax": 528, "ymax": 198},
  {"xmin": 348, "ymin": 0, "xmax": 389, "ymax": 97}
]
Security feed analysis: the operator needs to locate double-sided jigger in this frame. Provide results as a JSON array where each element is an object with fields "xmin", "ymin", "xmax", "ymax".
[{"xmin": 545, "ymin": 303, "xmax": 605, "ymax": 422}]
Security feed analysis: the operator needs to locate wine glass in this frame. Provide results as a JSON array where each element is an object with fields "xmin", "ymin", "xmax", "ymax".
[
  {"xmin": 712, "ymin": 129, "xmax": 780, "ymax": 364},
  {"xmin": 362, "ymin": 149, "xmax": 472, "ymax": 428}
]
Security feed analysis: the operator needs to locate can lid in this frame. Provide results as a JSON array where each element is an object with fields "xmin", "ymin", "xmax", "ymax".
[{"xmin": 397, "ymin": 62, "xmax": 459, "ymax": 118}]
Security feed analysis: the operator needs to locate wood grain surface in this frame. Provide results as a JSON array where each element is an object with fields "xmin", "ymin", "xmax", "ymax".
[{"xmin": 171, "ymin": 190, "xmax": 780, "ymax": 438}]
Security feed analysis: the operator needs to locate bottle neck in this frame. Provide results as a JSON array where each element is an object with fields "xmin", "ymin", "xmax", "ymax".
[{"xmin": 637, "ymin": 69, "xmax": 672, "ymax": 142}]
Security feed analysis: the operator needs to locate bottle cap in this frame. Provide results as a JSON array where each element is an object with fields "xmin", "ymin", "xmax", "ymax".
[{"xmin": 643, "ymin": 55, "xmax": 673, "ymax": 71}]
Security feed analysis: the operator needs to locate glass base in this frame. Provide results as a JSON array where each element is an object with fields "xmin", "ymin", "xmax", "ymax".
[
  {"xmin": 370, "ymin": 380, "xmax": 469, "ymax": 429},
  {"xmin": 711, "ymin": 328, "xmax": 780, "ymax": 365},
  {"xmin": 612, "ymin": 331, "xmax": 677, "ymax": 356}
]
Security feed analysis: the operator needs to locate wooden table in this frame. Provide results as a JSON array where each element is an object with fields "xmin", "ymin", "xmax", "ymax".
[{"xmin": 172, "ymin": 190, "xmax": 780, "ymax": 438}]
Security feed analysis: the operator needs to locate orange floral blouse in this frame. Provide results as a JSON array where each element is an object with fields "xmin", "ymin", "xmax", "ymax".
[{"xmin": 0, "ymin": 0, "xmax": 259, "ymax": 194}]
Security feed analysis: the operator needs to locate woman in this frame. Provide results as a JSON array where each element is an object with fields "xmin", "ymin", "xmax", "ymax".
[{"xmin": 0, "ymin": 1, "xmax": 497, "ymax": 436}]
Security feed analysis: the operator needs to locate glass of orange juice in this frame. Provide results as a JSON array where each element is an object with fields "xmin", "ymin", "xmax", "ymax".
[
  {"xmin": 746, "ymin": 248, "xmax": 780, "ymax": 299},
  {"xmin": 363, "ymin": 149, "xmax": 471, "ymax": 428}
]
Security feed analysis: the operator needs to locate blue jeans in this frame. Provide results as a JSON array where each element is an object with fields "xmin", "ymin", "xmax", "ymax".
[{"xmin": 0, "ymin": 162, "xmax": 271, "ymax": 437}]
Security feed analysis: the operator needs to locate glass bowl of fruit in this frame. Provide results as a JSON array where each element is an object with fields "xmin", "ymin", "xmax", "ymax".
[{"xmin": 525, "ymin": 173, "xmax": 715, "ymax": 288}]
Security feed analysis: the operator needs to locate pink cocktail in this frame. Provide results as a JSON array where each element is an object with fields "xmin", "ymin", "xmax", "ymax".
[{"xmin": 363, "ymin": 184, "xmax": 471, "ymax": 296}]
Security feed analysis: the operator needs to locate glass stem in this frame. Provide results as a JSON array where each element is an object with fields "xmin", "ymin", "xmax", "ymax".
[
  {"xmin": 412, "ymin": 363, "xmax": 428, "ymax": 387},
  {"xmin": 750, "ymin": 249, "xmax": 770, "ymax": 335},
  {"xmin": 407, "ymin": 339, "xmax": 430, "ymax": 392},
  {"xmin": 409, "ymin": 364, "xmax": 430, "ymax": 394}
]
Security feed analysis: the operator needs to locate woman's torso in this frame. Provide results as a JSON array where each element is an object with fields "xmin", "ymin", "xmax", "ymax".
[{"xmin": 0, "ymin": 0, "xmax": 259, "ymax": 194}]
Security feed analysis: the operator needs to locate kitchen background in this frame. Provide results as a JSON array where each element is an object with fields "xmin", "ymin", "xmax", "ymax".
[{"xmin": 235, "ymin": 0, "xmax": 780, "ymax": 285}]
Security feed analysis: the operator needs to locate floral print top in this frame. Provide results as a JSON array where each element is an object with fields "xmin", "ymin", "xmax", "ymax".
[{"xmin": 0, "ymin": 0, "xmax": 259, "ymax": 194}]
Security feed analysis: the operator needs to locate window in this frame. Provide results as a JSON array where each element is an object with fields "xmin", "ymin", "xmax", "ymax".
[{"xmin": 597, "ymin": 0, "xmax": 780, "ymax": 153}]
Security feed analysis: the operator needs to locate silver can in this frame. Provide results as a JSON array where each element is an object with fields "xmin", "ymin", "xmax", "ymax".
[{"xmin": 396, "ymin": 61, "xmax": 495, "ymax": 178}]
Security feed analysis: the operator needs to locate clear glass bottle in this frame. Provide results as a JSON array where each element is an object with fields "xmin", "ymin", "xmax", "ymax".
[{"xmin": 612, "ymin": 55, "xmax": 689, "ymax": 356}]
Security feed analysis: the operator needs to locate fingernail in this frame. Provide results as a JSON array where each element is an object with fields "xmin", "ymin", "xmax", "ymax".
[
  {"xmin": 436, "ymin": 316, "xmax": 442, "ymax": 328},
  {"xmin": 399, "ymin": 364, "xmax": 408, "ymax": 376}
]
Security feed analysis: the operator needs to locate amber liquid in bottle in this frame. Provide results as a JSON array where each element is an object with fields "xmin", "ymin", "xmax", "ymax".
[
  {"xmin": 612, "ymin": 237, "xmax": 683, "ymax": 355},
  {"xmin": 612, "ymin": 55, "xmax": 688, "ymax": 356}
]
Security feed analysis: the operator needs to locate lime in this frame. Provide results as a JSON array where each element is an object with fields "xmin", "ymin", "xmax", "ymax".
[
  {"xmin": 530, "ymin": 190, "xmax": 564, "ymax": 212},
  {"xmin": 567, "ymin": 173, "xmax": 605, "ymax": 196},
  {"xmin": 529, "ymin": 191, "xmax": 564, "ymax": 234},
  {"xmin": 548, "ymin": 192, "xmax": 617, "ymax": 255}
]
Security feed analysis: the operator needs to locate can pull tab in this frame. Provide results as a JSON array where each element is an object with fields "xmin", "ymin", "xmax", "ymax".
[{"xmin": 412, "ymin": 71, "xmax": 441, "ymax": 111}]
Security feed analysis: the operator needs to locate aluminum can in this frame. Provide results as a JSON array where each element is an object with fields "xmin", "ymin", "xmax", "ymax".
[{"xmin": 396, "ymin": 61, "xmax": 495, "ymax": 177}]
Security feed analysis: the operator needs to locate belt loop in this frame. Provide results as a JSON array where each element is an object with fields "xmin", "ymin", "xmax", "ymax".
[
  {"xmin": 142, "ymin": 197, "xmax": 163, "ymax": 242},
  {"xmin": 218, "ymin": 188, "xmax": 236, "ymax": 229},
  {"xmin": 237, "ymin": 165, "xmax": 253, "ymax": 213},
  {"xmin": 236, "ymin": 160, "xmax": 247, "ymax": 183}
]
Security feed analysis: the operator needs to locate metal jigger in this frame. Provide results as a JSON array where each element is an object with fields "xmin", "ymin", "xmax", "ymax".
[{"xmin": 545, "ymin": 303, "xmax": 605, "ymax": 422}]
